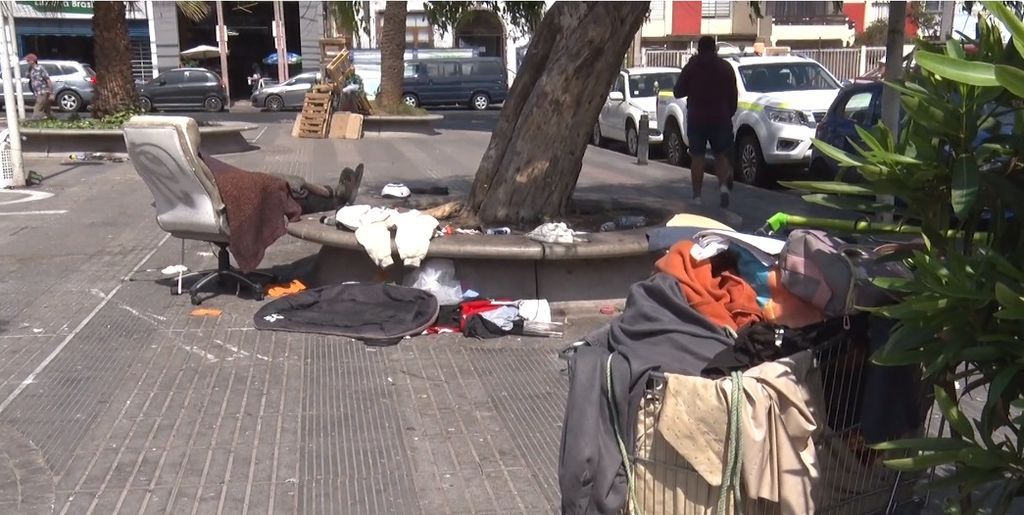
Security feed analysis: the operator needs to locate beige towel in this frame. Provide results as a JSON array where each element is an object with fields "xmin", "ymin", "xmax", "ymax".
[{"xmin": 658, "ymin": 351, "xmax": 824, "ymax": 515}]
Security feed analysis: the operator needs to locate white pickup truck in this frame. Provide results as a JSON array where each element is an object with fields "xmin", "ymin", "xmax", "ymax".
[{"xmin": 656, "ymin": 55, "xmax": 842, "ymax": 184}]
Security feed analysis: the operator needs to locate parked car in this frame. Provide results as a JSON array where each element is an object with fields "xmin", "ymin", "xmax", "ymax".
[
  {"xmin": 250, "ymin": 72, "xmax": 321, "ymax": 111},
  {"xmin": 136, "ymin": 68, "xmax": 227, "ymax": 112},
  {"xmin": 657, "ymin": 54, "xmax": 842, "ymax": 184},
  {"xmin": 0, "ymin": 59, "xmax": 95, "ymax": 112},
  {"xmin": 810, "ymin": 81, "xmax": 881, "ymax": 181},
  {"xmin": 400, "ymin": 57, "xmax": 507, "ymax": 110},
  {"xmin": 592, "ymin": 66, "xmax": 680, "ymax": 156},
  {"xmin": 812, "ymin": 80, "xmax": 1016, "ymax": 181}
]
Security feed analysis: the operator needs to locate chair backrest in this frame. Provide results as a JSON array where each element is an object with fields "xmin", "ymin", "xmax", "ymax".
[{"xmin": 123, "ymin": 115, "xmax": 228, "ymax": 241}]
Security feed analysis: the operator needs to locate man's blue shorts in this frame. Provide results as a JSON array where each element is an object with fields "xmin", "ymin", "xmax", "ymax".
[{"xmin": 687, "ymin": 120, "xmax": 734, "ymax": 157}]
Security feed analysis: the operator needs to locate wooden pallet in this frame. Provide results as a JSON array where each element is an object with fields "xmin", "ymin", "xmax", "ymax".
[{"xmin": 296, "ymin": 91, "xmax": 334, "ymax": 139}]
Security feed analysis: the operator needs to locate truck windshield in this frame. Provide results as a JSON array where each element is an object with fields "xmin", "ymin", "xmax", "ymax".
[
  {"xmin": 738, "ymin": 63, "xmax": 839, "ymax": 93},
  {"xmin": 629, "ymin": 73, "xmax": 679, "ymax": 98}
]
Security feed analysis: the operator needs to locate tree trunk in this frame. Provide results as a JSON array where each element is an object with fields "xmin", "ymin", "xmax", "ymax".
[
  {"xmin": 92, "ymin": 1, "xmax": 137, "ymax": 118},
  {"xmin": 378, "ymin": 1, "xmax": 407, "ymax": 108},
  {"xmin": 878, "ymin": 0, "xmax": 906, "ymax": 222},
  {"xmin": 464, "ymin": 2, "xmax": 650, "ymax": 225}
]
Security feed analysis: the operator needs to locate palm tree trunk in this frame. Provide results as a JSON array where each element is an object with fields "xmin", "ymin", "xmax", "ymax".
[
  {"xmin": 465, "ymin": 2, "xmax": 650, "ymax": 224},
  {"xmin": 92, "ymin": 1, "xmax": 137, "ymax": 117},
  {"xmin": 377, "ymin": 1, "xmax": 407, "ymax": 108}
]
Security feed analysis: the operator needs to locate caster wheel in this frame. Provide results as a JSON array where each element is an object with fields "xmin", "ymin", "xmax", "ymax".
[
  {"xmin": 254, "ymin": 291, "xmax": 265, "ymax": 301},
  {"xmin": 190, "ymin": 295, "xmax": 202, "ymax": 306}
]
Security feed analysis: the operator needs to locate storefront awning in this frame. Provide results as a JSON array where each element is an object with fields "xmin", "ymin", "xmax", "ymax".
[{"xmin": 15, "ymin": 19, "xmax": 149, "ymax": 38}]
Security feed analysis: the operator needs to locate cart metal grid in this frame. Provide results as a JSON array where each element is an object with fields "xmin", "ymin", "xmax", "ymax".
[{"xmin": 627, "ymin": 330, "xmax": 932, "ymax": 515}]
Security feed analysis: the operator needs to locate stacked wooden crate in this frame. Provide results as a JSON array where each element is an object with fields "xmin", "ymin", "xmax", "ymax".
[{"xmin": 296, "ymin": 85, "xmax": 334, "ymax": 139}]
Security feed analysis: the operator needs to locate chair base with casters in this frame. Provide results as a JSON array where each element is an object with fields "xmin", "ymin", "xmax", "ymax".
[{"xmin": 172, "ymin": 243, "xmax": 276, "ymax": 305}]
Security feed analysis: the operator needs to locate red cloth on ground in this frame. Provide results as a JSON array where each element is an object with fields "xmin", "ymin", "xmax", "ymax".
[
  {"xmin": 655, "ymin": 240, "xmax": 763, "ymax": 331},
  {"xmin": 203, "ymin": 155, "xmax": 302, "ymax": 273}
]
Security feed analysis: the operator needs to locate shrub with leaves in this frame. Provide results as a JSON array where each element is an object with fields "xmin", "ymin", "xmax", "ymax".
[{"xmin": 784, "ymin": 2, "xmax": 1024, "ymax": 511}]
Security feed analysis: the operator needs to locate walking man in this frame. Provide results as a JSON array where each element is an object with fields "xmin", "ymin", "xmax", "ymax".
[
  {"xmin": 673, "ymin": 36, "xmax": 738, "ymax": 208},
  {"xmin": 25, "ymin": 54, "xmax": 53, "ymax": 119}
]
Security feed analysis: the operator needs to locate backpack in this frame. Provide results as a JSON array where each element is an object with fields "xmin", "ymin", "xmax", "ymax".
[{"xmin": 778, "ymin": 230, "xmax": 912, "ymax": 318}]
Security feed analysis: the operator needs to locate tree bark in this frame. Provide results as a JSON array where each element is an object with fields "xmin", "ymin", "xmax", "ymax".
[
  {"xmin": 464, "ymin": 2, "xmax": 650, "ymax": 225},
  {"xmin": 92, "ymin": 1, "xmax": 137, "ymax": 118},
  {"xmin": 378, "ymin": 1, "xmax": 407, "ymax": 107}
]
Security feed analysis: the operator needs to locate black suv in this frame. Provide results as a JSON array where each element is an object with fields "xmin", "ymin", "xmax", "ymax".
[{"xmin": 137, "ymin": 68, "xmax": 227, "ymax": 112}]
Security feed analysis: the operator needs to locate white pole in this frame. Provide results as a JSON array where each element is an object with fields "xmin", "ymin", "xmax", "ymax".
[
  {"xmin": 0, "ymin": 13, "xmax": 26, "ymax": 187},
  {"xmin": 215, "ymin": 0, "xmax": 230, "ymax": 101},
  {"xmin": 145, "ymin": 0, "xmax": 159, "ymax": 78},
  {"xmin": 858, "ymin": 44, "xmax": 867, "ymax": 78},
  {"xmin": 4, "ymin": 15, "xmax": 24, "ymax": 119}
]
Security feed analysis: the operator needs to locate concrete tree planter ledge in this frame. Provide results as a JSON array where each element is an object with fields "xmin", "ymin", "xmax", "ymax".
[
  {"xmin": 20, "ymin": 121, "xmax": 259, "ymax": 156},
  {"xmin": 361, "ymin": 114, "xmax": 444, "ymax": 138},
  {"xmin": 285, "ymin": 199, "xmax": 741, "ymax": 303}
]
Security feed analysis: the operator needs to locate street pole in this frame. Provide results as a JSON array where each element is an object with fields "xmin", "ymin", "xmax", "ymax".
[
  {"xmin": 274, "ymin": 0, "xmax": 288, "ymax": 82},
  {"xmin": 145, "ymin": 0, "xmax": 159, "ymax": 77},
  {"xmin": 879, "ymin": 0, "xmax": 907, "ymax": 223},
  {"xmin": 3, "ymin": 14, "xmax": 24, "ymax": 119},
  {"xmin": 939, "ymin": 0, "xmax": 956, "ymax": 40},
  {"xmin": 0, "ymin": 11, "xmax": 25, "ymax": 187},
  {"xmin": 215, "ymin": 0, "xmax": 230, "ymax": 102}
]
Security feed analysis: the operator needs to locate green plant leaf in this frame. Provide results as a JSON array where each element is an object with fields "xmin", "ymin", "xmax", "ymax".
[
  {"xmin": 883, "ymin": 450, "xmax": 962, "ymax": 471},
  {"xmin": 983, "ymin": 1, "xmax": 1024, "ymax": 59},
  {"xmin": 995, "ymin": 64, "xmax": 1024, "ymax": 99},
  {"xmin": 777, "ymin": 180, "xmax": 876, "ymax": 196},
  {"xmin": 957, "ymin": 447, "xmax": 1010, "ymax": 469},
  {"xmin": 853, "ymin": 126, "xmax": 923, "ymax": 165},
  {"xmin": 917, "ymin": 51, "xmax": 1000, "ymax": 86},
  {"xmin": 936, "ymin": 384, "xmax": 976, "ymax": 441},
  {"xmin": 947, "ymin": 39, "xmax": 967, "ymax": 60},
  {"xmin": 995, "ymin": 282, "xmax": 1024, "ymax": 309},
  {"xmin": 958, "ymin": 346, "xmax": 1008, "ymax": 361},
  {"xmin": 809, "ymin": 139, "xmax": 867, "ymax": 167},
  {"xmin": 901, "ymin": 96, "xmax": 958, "ymax": 135},
  {"xmin": 871, "ymin": 438, "xmax": 971, "ymax": 451},
  {"xmin": 950, "ymin": 155, "xmax": 979, "ymax": 219},
  {"xmin": 800, "ymin": 194, "xmax": 893, "ymax": 213}
]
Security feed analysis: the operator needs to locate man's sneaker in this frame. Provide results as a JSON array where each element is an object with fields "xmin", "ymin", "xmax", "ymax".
[
  {"xmin": 719, "ymin": 190, "xmax": 731, "ymax": 209},
  {"xmin": 692, "ymin": 196, "xmax": 703, "ymax": 207}
]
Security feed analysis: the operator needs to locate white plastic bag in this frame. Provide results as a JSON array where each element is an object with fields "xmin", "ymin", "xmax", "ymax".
[{"xmin": 403, "ymin": 258, "xmax": 463, "ymax": 305}]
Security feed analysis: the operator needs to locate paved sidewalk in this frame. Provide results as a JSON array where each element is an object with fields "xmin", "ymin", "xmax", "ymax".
[{"xmin": 0, "ymin": 121, "xmax": 843, "ymax": 514}]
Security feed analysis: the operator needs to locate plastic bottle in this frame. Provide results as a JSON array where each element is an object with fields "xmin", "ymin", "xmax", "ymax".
[{"xmin": 485, "ymin": 227, "xmax": 511, "ymax": 235}]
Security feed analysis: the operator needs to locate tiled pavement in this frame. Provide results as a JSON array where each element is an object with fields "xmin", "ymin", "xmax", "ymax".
[{"xmin": 0, "ymin": 119, "xmax": 844, "ymax": 514}]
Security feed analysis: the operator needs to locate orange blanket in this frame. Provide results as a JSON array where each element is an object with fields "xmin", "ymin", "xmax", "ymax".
[{"xmin": 656, "ymin": 240, "xmax": 763, "ymax": 330}]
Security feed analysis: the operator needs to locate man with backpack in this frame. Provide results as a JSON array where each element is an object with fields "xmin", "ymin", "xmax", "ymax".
[{"xmin": 25, "ymin": 54, "xmax": 53, "ymax": 119}]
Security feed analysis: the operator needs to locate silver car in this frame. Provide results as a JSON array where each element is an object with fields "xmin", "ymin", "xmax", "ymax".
[
  {"xmin": 0, "ymin": 59, "xmax": 96, "ymax": 112},
  {"xmin": 250, "ymin": 72, "xmax": 321, "ymax": 111}
]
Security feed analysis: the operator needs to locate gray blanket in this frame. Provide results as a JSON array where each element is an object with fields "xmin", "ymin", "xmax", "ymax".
[{"xmin": 558, "ymin": 273, "xmax": 734, "ymax": 514}]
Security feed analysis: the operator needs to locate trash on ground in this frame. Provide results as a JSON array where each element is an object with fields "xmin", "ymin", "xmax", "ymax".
[
  {"xmin": 526, "ymin": 222, "xmax": 585, "ymax": 244},
  {"xmin": 265, "ymin": 279, "xmax": 308, "ymax": 298},
  {"xmin": 403, "ymin": 259, "xmax": 463, "ymax": 305},
  {"xmin": 190, "ymin": 307, "xmax": 223, "ymax": 317},
  {"xmin": 599, "ymin": 215, "xmax": 648, "ymax": 232},
  {"xmin": 334, "ymin": 205, "xmax": 439, "ymax": 268},
  {"xmin": 381, "ymin": 183, "xmax": 411, "ymax": 198},
  {"xmin": 485, "ymin": 227, "xmax": 512, "ymax": 235}
]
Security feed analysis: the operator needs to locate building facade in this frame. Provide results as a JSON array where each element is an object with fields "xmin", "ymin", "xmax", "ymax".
[
  {"xmin": 10, "ymin": 0, "xmax": 154, "ymax": 80},
  {"xmin": 638, "ymin": 1, "xmax": 943, "ymax": 51}
]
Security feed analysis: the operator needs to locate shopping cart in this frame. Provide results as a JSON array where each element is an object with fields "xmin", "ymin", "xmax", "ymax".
[{"xmin": 622, "ymin": 214, "xmax": 941, "ymax": 514}]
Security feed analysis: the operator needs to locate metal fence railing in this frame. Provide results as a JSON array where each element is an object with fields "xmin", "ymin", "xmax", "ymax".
[
  {"xmin": 640, "ymin": 46, "xmax": 888, "ymax": 82},
  {"xmin": 642, "ymin": 49, "xmax": 694, "ymax": 69}
]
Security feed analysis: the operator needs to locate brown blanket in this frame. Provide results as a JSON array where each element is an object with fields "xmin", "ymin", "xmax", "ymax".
[{"xmin": 203, "ymin": 154, "xmax": 302, "ymax": 273}]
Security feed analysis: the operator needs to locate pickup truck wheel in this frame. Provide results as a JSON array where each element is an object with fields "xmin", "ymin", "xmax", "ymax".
[
  {"xmin": 591, "ymin": 123, "xmax": 606, "ymax": 147},
  {"xmin": 664, "ymin": 122, "xmax": 688, "ymax": 167},
  {"xmin": 737, "ymin": 134, "xmax": 767, "ymax": 185},
  {"xmin": 626, "ymin": 123, "xmax": 639, "ymax": 156}
]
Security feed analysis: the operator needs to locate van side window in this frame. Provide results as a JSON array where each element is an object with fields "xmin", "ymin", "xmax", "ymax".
[
  {"xmin": 476, "ymin": 61, "xmax": 504, "ymax": 75},
  {"xmin": 404, "ymin": 63, "xmax": 419, "ymax": 78}
]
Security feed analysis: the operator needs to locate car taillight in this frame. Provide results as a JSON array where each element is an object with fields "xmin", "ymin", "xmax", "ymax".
[{"xmin": 88, "ymin": 76, "xmax": 96, "ymax": 85}]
